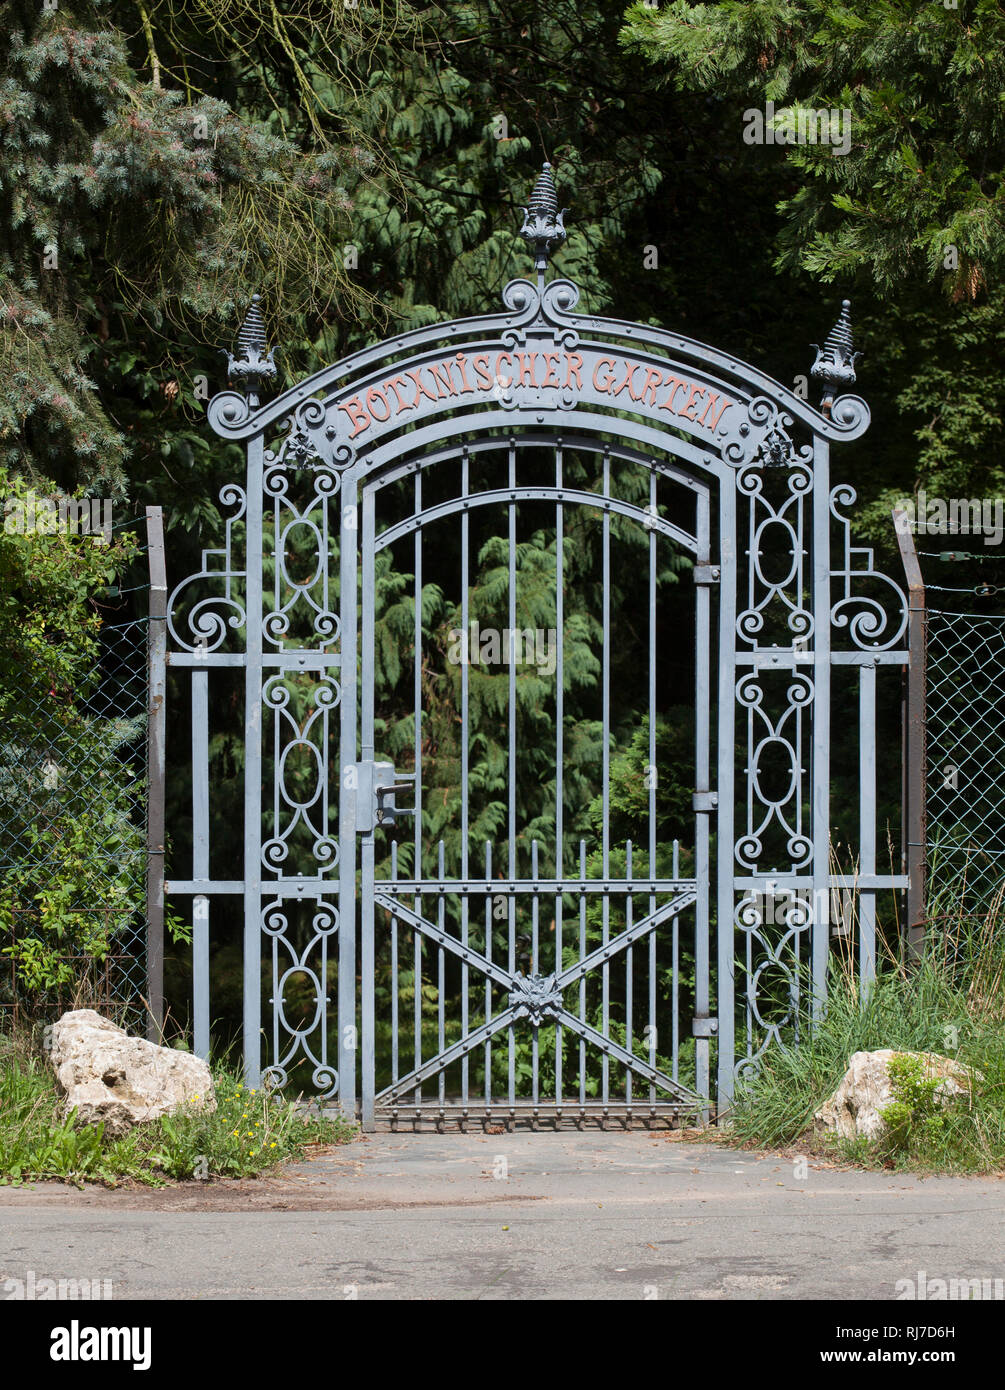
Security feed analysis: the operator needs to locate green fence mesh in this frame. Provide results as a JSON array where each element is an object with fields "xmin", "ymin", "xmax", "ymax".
[
  {"xmin": 926, "ymin": 608, "xmax": 1005, "ymax": 912},
  {"xmin": 0, "ymin": 617, "xmax": 150, "ymax": 1029}
]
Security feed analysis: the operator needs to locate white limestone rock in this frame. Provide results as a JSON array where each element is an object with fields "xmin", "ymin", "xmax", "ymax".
[
  {"xmin": 814, "ymin": 1049, "xmax": 979, "ymax": 1141},
  {"xmin": 48, "ymin": 1009, "xmax": 215, "ymax": 1138}
]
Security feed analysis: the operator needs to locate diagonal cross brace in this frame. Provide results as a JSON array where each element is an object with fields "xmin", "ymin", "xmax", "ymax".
[
  {"xmin": 376, "ymin": 1007, "xmax": 518, "ymax": 1103},
  {"xmin": 372, "ymin": 887, "xmax": 705, "ymax": 1107},
  {"xmin": 551, "ymin": 1008, "xmax": 700, "ymax": 1103},
  {"xmin": 373, "ymin": 893, "xmax": 514, "ymax": 991},
  {"xmin": 555, "ymin": 889, "xmax": 698, "ymax": 990},
  {"xmin": 376, "ymin": 1000, "xmax": 700, "ymax": 1107},
  {"xmin": 373, "ymin": 888, "xmax": 697, "ymax": 996}
]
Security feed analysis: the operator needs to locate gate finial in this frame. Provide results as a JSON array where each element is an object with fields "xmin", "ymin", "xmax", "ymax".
[
  {"xmin": 520, "ymin": 162, "xmax": 567, "ymax": 282},
  {"xmin": 225, "ymin": 293, "xmax": 277, "ymax": 407},
  {"xmin": 810, "ymin": 299, "xmax": 861, "ymax": 416}
]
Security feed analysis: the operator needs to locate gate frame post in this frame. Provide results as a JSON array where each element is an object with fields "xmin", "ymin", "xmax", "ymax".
[
  {"xmin": 893, "ymin": 508, "xmax": 927, "ymax": 959},
  {"xmin": 145, "ymin": 505, "xmax": 167, "ymax": 1042}
]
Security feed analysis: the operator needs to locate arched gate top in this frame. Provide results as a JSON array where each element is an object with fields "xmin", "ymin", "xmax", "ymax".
[{"xmin": 206, "ymin": 165, "xmax": 869, "ymax": 483}]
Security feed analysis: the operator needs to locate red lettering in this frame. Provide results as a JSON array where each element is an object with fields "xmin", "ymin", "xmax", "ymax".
[
  {"xmin": 564, "ymin": 352, "xmax": 584, "ymax": 390},
  {"xmin": 658, "ymin": 375, "xmax": 687, "ymax": 413},
  {"xmin": 679, "ymin": 383, "xmax": 707, "ymax": 421},
  {"xmin": 592, "ymin": 356, "xmax": 617, "ymax": 392},
  {"xmin": 427, "ymin": 361, "xmax": 459, "ymax": 399},
  {"xmin": 405, "ymin": 369, "xmax": 438, "ymax": 407},
  {"xmin": 384, "ymin": 375, "xmax": 412, "ymax": 412},
  {"xmin": 513, "ymin": 352, "xmax": 539, "ymax": 387},
  {"xmin": 639, "ymin": 367, "xmax": 664, "ymax": 407},
  {"xmin": 540, "ymin": 353, "xmax": 561, "ymax": 389},
  {"xmin": 365, "ymin": 385, "xmax": 391, "ymax": 422},
  {"xmin": 698, "ymin": 392, "xmax": 735, "ymax": 432},
  {"xmin": 454, "ymin": 353, "xmax": 474, "ymax": 392},
  {"xmin": 612, "ymin": 364, "xmax": 642, "ymax": 399},
  {"xmin": 472, "ymin": 354, "xmax": 494, "ymax": 390},
  {"xmin": 337, "ymin": 396, "xmax": 370, "ymax": 438}
]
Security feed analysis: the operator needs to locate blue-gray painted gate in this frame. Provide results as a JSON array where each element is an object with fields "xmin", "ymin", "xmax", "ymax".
[{"xmin": 165, "ymin": 167, "xmax": 910, "ymax": 1127}]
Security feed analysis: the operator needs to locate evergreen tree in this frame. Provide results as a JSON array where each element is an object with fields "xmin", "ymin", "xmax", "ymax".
[
  {"xmin": 0, "ymin": 0, "xmax": 377, "ymax": 503},
  {"xmin": 621, "ymin": 0, "xmax": 1005, "ymax": 299}
]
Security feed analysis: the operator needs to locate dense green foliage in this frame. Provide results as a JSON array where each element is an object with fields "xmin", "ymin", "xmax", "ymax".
[
  {"xmin": 622, "ymin": 0, "xmax": 1005, "ymax": 298},
  {"xmin": 620, "ymin": 0, "xmax": 1005, "ymax": 530},
  {"xmin": 2, "ymin": 0, "xmax": 1003, "ymax": 1089}
]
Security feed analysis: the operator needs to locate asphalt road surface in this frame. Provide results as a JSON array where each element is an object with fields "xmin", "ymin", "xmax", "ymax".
[{"xmin": 1, "ymin": 1131, "xmax": 1002, "ymax": 1300}]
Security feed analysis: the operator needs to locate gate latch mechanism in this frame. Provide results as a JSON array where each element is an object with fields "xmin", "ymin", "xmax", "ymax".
[
  {"xmin": 354, "ymin": 761, "xmax": 417, "ymax": 832},
  {"xmin": 692, "ymin": 1015, "xmax": 718, "ymax": 1039}
]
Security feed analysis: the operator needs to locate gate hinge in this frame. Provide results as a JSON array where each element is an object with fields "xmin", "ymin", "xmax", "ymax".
[
  {"xmin": 693, "ymin": 564, "xmax": 720, "ymax": 586},
  {"xmin": 354, "ymin": 761, "xmax": 416, "ymax": 833},
  {"xmin": 692, "ymin": 1015, "xmax": 718, "ymax": 1039},
  {"xmin": 692, "ymin": 790, "xmax": 718, "ymax": 813}
]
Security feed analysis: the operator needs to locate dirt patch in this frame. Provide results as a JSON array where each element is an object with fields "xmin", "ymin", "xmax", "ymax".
[{"xmin": 0, "ymin": 1143, "xmax": 549, "ymax": 1212}]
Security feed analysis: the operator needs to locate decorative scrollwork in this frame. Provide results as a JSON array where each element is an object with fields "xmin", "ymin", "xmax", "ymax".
[
  {"xmin": 734, "ymin": 674, "xmax": 814, "ymax": 873},
  {"xmin": 260, "ymin": 897, "xmax": 339, "ymax": 1100},
  {"xmin": 827, "ymin": 394, "xmax": 870, "ymax": 437},
  {"xmin": 166, "ymin": 482, "xmax": 247, "ymax": 652},
  {"xmin": 498, "ymin": 276, "xmax": 582, "ymax": 353},
  {"xmin": 260, "ymin": 673, "xmax": 340, "ymax": 878},
  {"xmin": 206, "ymin": 389, "xmax": 253, "ymax": 436},
  {"xmin": 260, "ymin": 463, "xmax": 339, "ymax": 651},
  {"xmin": 735, "ymin": 445, "xmax": 814, "ymax": 649},
  {"xmin": 723, "ymin": 397, "xmax": 812, "ymax": 470},
  {"xmin": 829, "ymin": 485, "xmax": 908, "ymax": 650},
  {"xmin": 732, "ymin": 893, "xmax": 812, "ymax": 1080}
]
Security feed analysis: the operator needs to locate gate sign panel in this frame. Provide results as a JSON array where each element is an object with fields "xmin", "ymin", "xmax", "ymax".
[{"xmin": 166, "ymin": 165, "xmax": 909, "ymax": 1126}]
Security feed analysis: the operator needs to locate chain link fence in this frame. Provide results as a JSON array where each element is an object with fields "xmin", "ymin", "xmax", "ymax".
[
  {"xmin": 0, "ymin": 617, "xmax": 151, "ymax": 1030},
  {"xmin": 926, "ymin": 608, "xmax": 1005, "ymax": 912}
]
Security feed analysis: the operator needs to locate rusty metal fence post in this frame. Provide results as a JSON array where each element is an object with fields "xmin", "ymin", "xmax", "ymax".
[
  {"xmin": 145, "ymin": 506, "xmax": 167, "ymax": 1039},
  {"xmin": 893, "ymin": 508, "xmax": 927, "ymax": 958}
]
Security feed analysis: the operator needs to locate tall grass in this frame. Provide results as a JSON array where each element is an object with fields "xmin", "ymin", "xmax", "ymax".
[
  {"xmin": 0, "ymin": 1029, "xmax": 356, "ymax": 1187},
  {"xmin": 729, "ymin": 877, "xmax": 1005, "ymax": 1172}
]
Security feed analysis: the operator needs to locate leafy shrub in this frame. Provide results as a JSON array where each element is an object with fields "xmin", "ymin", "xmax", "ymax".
[{"xmin": 879, "ymin": 1054, "xmax": 951, "ymax": 1152}]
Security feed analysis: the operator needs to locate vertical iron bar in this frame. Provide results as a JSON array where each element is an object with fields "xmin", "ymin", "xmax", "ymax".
[
  {"xmin": 648, "ymin": 470, "xmax": 657, "ymax": 1108},
  {"xmin": 859, "ymin": 661, "xmax": 877, "ymax": 990},
  {"xmin": 578, "ymin": 840, "xmax": 586, "ymax": 1114},
  {"xmin": 625, "ymin": 839, "xmax": 633, "ymax": 1113},
  {"xmin": 413, "ymin": 469, "xmax": 424, "ymax": 1117},
  {"xmin": 243, "ymin": 437, "xmax": 264, "ymax": 1090},
  {"xmin": 507, "ymin": 441, "xmax": 517, "ymax": 1118},
  {"xmin": 484, "ymin": 841, "xmax": 492, "ymax": 1112},
  {"xmin": 391, "ymin": 839, "xmax": 399, "ymax": 1088},
  {"xmin": 144, "ymin": 506, "xmax": 166, "ymax": 1042},
  {"xmin": 811, "ymin": 437, "xmax": 832, "ymax": 1021},
  {"xmin": 893, "ymin": 508, "xmax": 927, "ymax": 958},
  {"xmin": 555, "ymin": 443, "xmax": 564, "ymax": 1111},
  {"xmin": 601, "ymin": 450, "xmax": 611, "ymax": 1114},
  {"xmin": 337, "ymin": 473, "xmax": 359, "ymax": 1121},
  {"xmin": 694, "ymin": 493, "xmax": 711, "ymax": 1109},
  {"xmin": 716, "ymin": 478, "xmax": 738, "ymax": 1109},
  {"xmin": 191, "ymin": 670, "xmax": 210, "ymax": 1058},
  {"xmin": 360, "ymin": 486, "xmax": 377, "ymax": 1129},
  {"xmin": 671, "ymin": 839, "xmax": 679, "ymax": 1084},
  {"xmin": 438, "ymin": 839, "xmax": 445, "ymax": 1115},
  {"xmin": 531, "ymin": 838, "xmax": 539, "ymax": 1115},
  {"xmin": 461, "ymin": 448, "xmax": 470, "ymax": 1113}
]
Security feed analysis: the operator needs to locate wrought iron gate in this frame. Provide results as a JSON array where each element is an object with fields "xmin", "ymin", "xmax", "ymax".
[{"xmin": 165, "ymin": 165, "xmax": 912, "ymax": 1126}]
